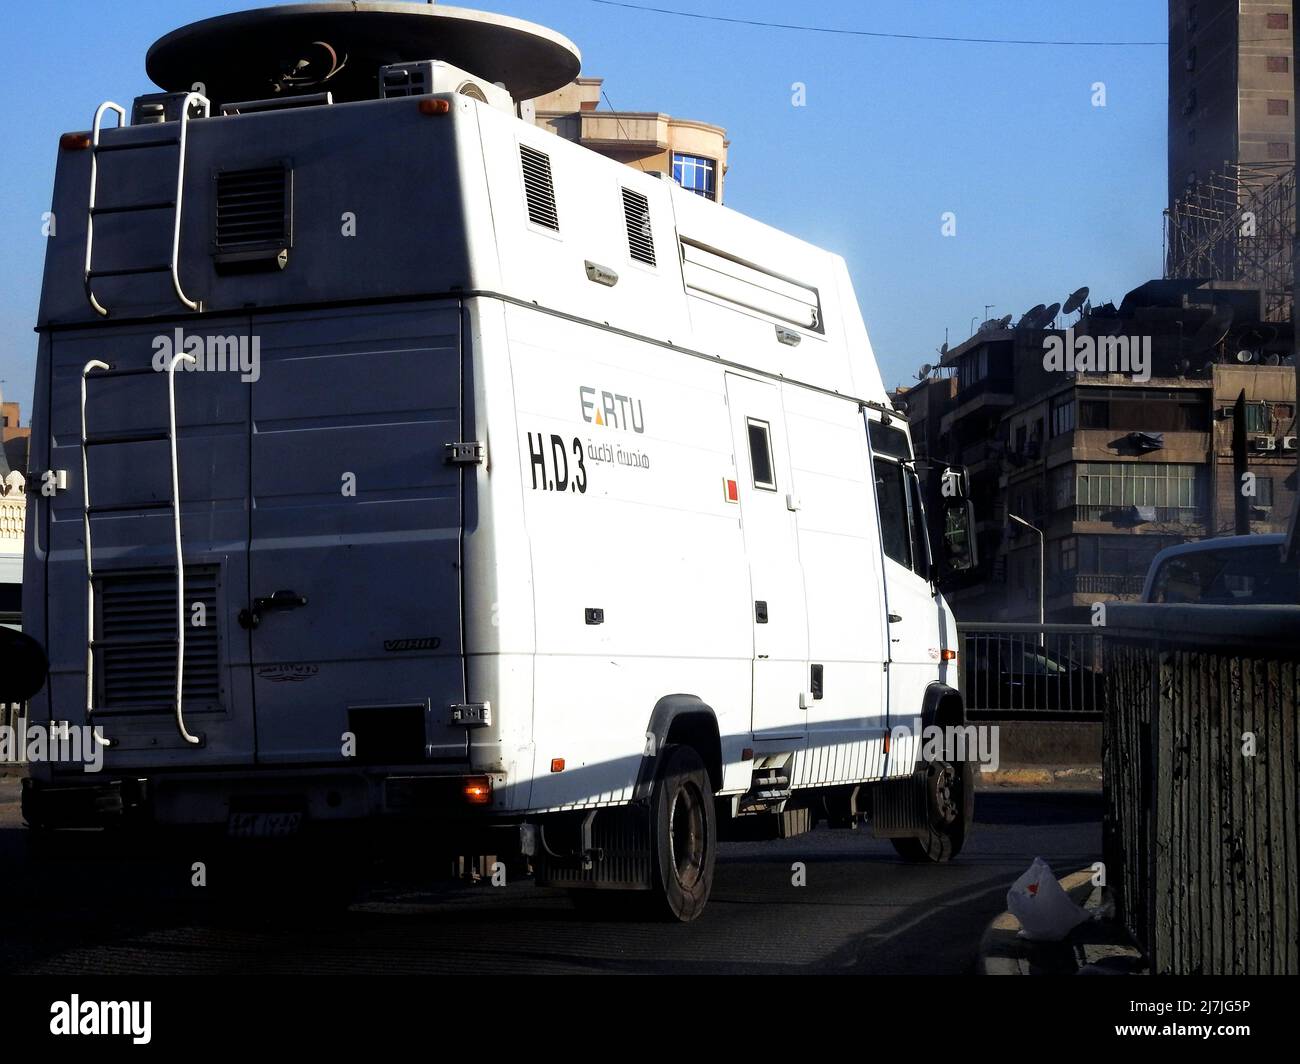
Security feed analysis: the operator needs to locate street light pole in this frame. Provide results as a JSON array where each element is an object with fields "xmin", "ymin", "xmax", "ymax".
[{"xmin": 1008, "ymin": 513, "xmax": 1044, "ymax": 635}]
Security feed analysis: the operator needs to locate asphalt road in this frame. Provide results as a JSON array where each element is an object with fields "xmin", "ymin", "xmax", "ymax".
[{"xmin": 0, "ymin": 777, "xmax": 1101, "ymax": 975}]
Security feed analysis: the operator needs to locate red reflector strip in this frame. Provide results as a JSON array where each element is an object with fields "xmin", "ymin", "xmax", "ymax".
[
  {"xmin": 550, "ymin": 758, "xmax": 565, "ymax": 773},
  {"xmin": 724, "ymin": 478, "xmax": 738, "ymax": 503}
]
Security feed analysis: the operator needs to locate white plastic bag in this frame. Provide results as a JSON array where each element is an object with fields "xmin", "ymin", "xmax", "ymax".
[{"xmin": 1006, "ymin": 857, "xmax": 1090, "ymax": 942}]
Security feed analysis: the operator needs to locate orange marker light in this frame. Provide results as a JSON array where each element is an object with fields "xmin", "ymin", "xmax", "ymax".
[
  {"xmin": 550, "ymin": 758, "xmax": 565, "ymax": 773},
  {"xmin": 418, "ymin": 98, "xmax": 452, "ymax": 116},
  {"xmin": 941, "ymin": 649, "xmax": 957, "ymax": 661},
  {"xmin": 462, "ymin": 776, "xmax": 491, "ymax": 804},
  {"xmin": 60, "ymin": 132, "xmax": 91, "ymax": 151}
]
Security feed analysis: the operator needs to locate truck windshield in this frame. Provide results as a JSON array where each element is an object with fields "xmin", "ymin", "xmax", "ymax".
[{"xmin": 1149, "ymin": 546, "xmax": 1299, "ymax": 605}]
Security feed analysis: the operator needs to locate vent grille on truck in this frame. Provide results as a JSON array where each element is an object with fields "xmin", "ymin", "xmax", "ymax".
[
  {"xmin": 621, "ymin": 187, "xmax": 656, "ymax": 266},
  {"xmin": 519, "ymin": 144, "xmax": 559, "ymax": 230},
  {"xmin": 96, "ymin": 567, "xmax": 220, "ymax": 710},
  {"xmin": 214, "ymin": 165, "xmax": 291, "ymax": 253}
]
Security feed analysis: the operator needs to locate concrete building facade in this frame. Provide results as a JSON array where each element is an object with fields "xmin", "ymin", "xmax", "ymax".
[
  {"xmin": 897, "ymin": 282, "xmax": 1296, "ymax": 622},
  {"xmin": 531, "ymin": 76, "xmax": 729, "ymax": 202},
  {"xmin": 1169, "ymin": 0, "xmax": 1295, "ymax": 202}
]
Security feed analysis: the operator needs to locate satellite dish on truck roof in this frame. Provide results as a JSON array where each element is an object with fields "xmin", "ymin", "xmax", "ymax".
[{"xmin": 147, "ymin": 2, "xmax": 583, "ymax": 106}]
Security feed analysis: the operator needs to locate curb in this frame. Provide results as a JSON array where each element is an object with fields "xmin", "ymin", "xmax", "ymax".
[
  {"xmin": 978, "ymin": 765, "xmax": 1102, "ymax": 787},
  {"xmin": 979, "ymin": 869, "xmax": 1096, "ymax": 975}
]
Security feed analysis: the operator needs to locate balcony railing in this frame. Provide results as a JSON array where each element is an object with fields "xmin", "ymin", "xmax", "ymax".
[
  {"xmin": 1071, "ymin": 504, "xmax": 1205, "ymax": 525},
  {"xmin": 1047, "ymin": 573, "xmax": 1145, "ymax": 597}
]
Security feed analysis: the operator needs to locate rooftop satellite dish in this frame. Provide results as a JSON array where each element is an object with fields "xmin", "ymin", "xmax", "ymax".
[
  {"xmin": 146, "ymin": 2, "xmax": 582, "ymax": 106},
  {"xmin": 1041, "ymin": 302, "xmax": 1061, "ymax": 327},
  {"xmin": 916, "ymin": 363, "xmax": 934, "ymax": 380},
  {"xmin": 996, "ymin": 314, "xmax": 1013, "ymax": 329},
  {"xmin": 1236, "ymin": 349, "xmax": 1255, "ymax": 364},
  {"xmin": 938, "ymin": 342, "xmax": 949, "ymax": 357},
  {"xmin": 1063, "ymin": 287, "xmax": 1090, "ymax": 315},
  {"xmin": 1189, "ymin": 305, "xmax": 1234, "ymax": 355},
  {"xmin": 1262, "ymin": 352, "xmax": 1282, "ymax": 366},
  {"xmin": 1018, "ymin": 304, "xmax": 1047, "ymax": 329}
]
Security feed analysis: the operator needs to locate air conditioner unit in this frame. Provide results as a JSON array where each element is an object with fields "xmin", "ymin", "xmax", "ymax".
[
  {"xmin": 1283, "ymin": 436, "xmax": 1298, "ymax": 451},
  {"xmin": 379, "ymin": 60, "xmax": 514, "ymax": 114},
  {"xmin": 1250, "ymin": 435, "xmax": 1277, "ymax": 452}
]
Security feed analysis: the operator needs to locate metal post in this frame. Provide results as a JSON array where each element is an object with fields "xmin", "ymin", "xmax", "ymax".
[{"xmin": 1008, "ymin": 513, "xmax": 1045, "ymax": 639}]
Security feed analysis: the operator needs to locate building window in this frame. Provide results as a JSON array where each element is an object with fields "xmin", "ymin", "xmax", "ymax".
[
  {"xmin": 1267, "ymin": 12, "xmax": 1290, "ymax": 29},
  {"xmin": 1245, "ymin": 402, "xmax": 1271, "ymax": 432},
  {"xmin": 957, "ymin": 348, "xmax": 990, "ymax": 391},
  {"xmin": 1268, "ymin": 141, "xmax": 1291, "ymax": 159},
  {"xmin": 1054, "ymin": 535, "xmax": 1079, "ymax": 574},
  {"xmin": 1050, "ymin": 394, "xmax": 1075, "ymax": 438},
  {"xmin": 1075, "ymin": 462, "xmax": 1202, "ymax": 515},
  {"xmin": 1268, "ymin": 98, "xmax": 1290, "ymax": 116},
  {"xmin": 672, "ymin": 153, "xmax": 717, "ymax": 200},
  {"xmin": 1253, "ymin": 476, "xmax": 1275, "ymax": 506},
  {"xmin": 746, "ymin": 418, "xmax": 776, "ymax": 491},
  {"xmin": 1049, "ymin": 464, "xmax": 1074, "ymax": 510},
  {"xmin": 1267, "ymin": 56, "xmax": 1290, "ymax": 73}
]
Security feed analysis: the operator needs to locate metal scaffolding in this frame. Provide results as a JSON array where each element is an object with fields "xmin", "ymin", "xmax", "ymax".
[{"xmin": 1164, "ymin": 162, "xmax": 1296, "ymax": 322}]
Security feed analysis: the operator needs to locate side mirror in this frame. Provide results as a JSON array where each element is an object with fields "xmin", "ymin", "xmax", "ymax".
[
  {"xmin": 939, "ymin": 499, "xmax": 979, "ymax": 577},
  {"xmin": 0, "ymin": 627, "xmax": 49, "ymax": 704}
]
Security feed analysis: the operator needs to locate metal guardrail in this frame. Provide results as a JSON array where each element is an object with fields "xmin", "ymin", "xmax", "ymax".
[
  {"xmin": 1103, "ymin": 603, "xmax": 1300, "ymax": 975},
  {"xmin": 957, "ymin": 622, "xmax": 1105, "ymax": 720}
]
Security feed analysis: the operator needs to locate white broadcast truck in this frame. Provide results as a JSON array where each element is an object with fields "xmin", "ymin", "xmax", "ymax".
[{"xmin": 22, "ymin": 2, "xmax": 978, "ymax": 920}]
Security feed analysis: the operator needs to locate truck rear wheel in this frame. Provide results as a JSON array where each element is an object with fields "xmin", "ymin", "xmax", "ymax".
[
  {"xmin": 890, "ymin": 757, "xmax": 973, "ymax": 863},
  {"xmin": 648, "ymin": 743, "xmax": 716, "ymax": 922}
]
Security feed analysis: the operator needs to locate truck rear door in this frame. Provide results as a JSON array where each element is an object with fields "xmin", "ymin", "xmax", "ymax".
[{"xmin": 246, "ymin": 304, "xmax": 467, "ymax": 765}]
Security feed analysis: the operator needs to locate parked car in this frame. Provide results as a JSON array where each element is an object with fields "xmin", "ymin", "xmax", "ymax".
[{"xmin": 1141, "ymin": 533, "xmax": 1298, "ymax": 605}]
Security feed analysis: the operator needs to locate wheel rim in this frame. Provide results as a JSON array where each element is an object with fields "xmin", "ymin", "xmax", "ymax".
[
  {"xmin": 668, "ymin": 781, "xmax": 706, "ymax": 889},
  {"xmin": 929, "ymin": 762, "xmax": 960, "ymax": 826}
]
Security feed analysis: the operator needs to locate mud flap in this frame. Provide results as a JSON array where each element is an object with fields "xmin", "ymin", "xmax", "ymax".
[
  {"xmin": 869, "ymin": 771, "xmax": 931, "ymax": 839},
  {"xmin": 532, "ymin": 804, "xmax": 653, "ymax": 890}
]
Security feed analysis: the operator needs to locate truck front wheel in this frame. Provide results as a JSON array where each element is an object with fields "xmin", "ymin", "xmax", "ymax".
[
  {"xmin": 890, "ymin": 757, "xmax": 973, "ymax": 863},
  {"xmin": 648, "ymin": 743, "xmax": 716, "ymax": 922}
]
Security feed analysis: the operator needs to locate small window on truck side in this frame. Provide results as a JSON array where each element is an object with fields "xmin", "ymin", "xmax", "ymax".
[
  {"xmin": 747, "ymin": 418, "xmax": 777, "ymax": 491},
  {"xmin": 875, "ymin": 458, "xmax": 912, "ymax": 570}
]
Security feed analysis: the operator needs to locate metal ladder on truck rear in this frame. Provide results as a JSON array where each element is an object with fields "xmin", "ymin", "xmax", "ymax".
[
  {"xmin": 80, "ymin": 352, "xmax": 201, "ymax": 746},
  {"xmin": 83, "ymin": 93, "xmax": 208, "ymax": 317}
]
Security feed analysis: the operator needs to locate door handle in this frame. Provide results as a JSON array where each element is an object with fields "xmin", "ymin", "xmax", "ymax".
[
  {"xmin": 888, "ymin": 613, "xmax": 903, "ymax": 623},
  {"xmin": 239, "ymin": 589, "xmax": 308, "ymax": 630}
]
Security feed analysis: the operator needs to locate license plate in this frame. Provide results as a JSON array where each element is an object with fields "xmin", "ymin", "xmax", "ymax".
[{"xmin": 227, "ymin": 811, "xmax": 303, "ymax": 839}]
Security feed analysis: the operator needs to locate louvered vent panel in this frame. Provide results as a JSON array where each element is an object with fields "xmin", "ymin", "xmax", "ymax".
[
  {"xmin": 380, "ymin": 65, "xmax": 428, "ymax": 97},
  {"xmin": 621, "ymin": 188, "xmax": 656, "ymax": 266},
  {"xmin": 519, "ymin": 144, "xmax": 559, "ymax": 230},
  {"xmin": 215, "ymin": 165, "xmax": 290, "ymax": 250},
  {"xmin": 97, "ymin": 567, "xmax": 220, "ymax": 709}
]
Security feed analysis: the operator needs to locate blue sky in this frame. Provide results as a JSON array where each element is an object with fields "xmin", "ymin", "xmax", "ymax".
[{"xmin": 0, "ymin": 0, "xmax": 1167, "ymax": 415}]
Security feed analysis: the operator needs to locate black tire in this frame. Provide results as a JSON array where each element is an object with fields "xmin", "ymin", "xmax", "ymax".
[
  {"xmin": 648, "ymin": 743, "xmax": 716, "ymax": 922},
  {"xmin": 891, "ymin": 756, "xmax": 974, "ymax": 863}
]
